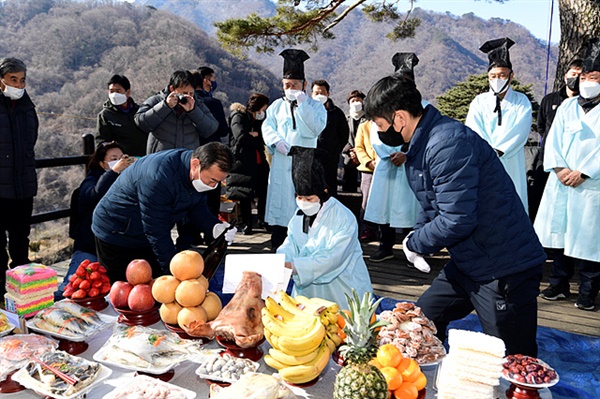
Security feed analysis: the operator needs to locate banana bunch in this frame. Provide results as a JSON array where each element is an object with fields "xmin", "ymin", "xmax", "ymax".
[{"xmin": 262, "ymin": 292, "xmax": 342, "ymax": 384}]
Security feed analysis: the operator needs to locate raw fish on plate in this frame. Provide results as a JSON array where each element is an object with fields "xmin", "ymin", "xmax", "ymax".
[{"xmin": 55, "ymin": 300, "xmax": 106, "ymax": 327}]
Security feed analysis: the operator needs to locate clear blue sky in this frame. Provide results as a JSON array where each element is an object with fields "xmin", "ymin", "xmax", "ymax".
[{"xmin": 415, "ymin": 0, "xmax": 561, "ymax": 43}]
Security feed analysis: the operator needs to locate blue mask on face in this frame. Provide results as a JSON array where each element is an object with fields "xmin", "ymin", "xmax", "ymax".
[{"xmin": 210, "ymin": 80, "xmax": 217, "ymax": 92}]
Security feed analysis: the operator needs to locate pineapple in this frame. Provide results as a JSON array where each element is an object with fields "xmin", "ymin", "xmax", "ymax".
[{"xmin": 333, "ymin": 290, "xmax": 389, "ymax": 399}]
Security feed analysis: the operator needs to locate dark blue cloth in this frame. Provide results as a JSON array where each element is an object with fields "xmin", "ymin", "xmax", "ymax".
[
  {"xmin": 404, "ymin": 105, "xmax": 546, "ymax": 281},
  {"xmin": 92, "ymin": 149, "xmax": 218, "ymax": 270},
  {"xmin": 196, "ymin": 90, "xmax": 230, "ymax": 145}
]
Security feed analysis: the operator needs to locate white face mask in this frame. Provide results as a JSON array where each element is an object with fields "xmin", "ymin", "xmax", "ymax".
[
  {"xmin": 1, "ymin": 81, "xmax": 25, "ymax": 100},
  {"xmin": 192, "ymin": 168, "xmax": 218, "ymax": 193},
  {"xmin": 109, "ymin": 92, "xmax": 127, "ymax": 106},
  {"xmin": 350, "ymin": 102, "xmax": 363, "ymax": 113},
  {"xmin": 285, "ymin": 89, "xmax": 301, "ymax": 102},
  {"xmin": 296, "ymin": 198, "xmax": 321, "ymax": 216},
  {"xmin": 578, "ymin": 81, "xmax": 600, "ymax": 100},
  {"xmin": 107, "ymin": 160, "xmax": 118, "ymax": 170},
  {"xmin": 255, "ymin": 111, "xmax": 265, "ymax": 121},
  {"xmin": 313, "ymin": 94, "xmax": 328, "ymax": 104},
  {"xmin": 489, "ymin": 78, "xmax": 510, "ymax": 94}
]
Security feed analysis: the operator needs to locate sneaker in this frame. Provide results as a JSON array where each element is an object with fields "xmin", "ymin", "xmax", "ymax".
[
  {"xmin": 369, "ymin": 249, "xmax": 394, "ymax": 262},
  {"xmin": 574, "ymin": 296, "xmax": 595, "ymax": 311},
  {"xmin": 539, "ymin": 286, "xmax": 570, "ymax": 301}
]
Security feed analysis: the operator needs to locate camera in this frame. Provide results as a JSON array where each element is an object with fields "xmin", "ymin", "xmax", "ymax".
[{"xmin": 176, "ymin": 94, "xmax": 188, "ymax": 105}]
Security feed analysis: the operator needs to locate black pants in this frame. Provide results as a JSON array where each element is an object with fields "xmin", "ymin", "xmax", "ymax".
[
  {"xmin": 0, "ymin": 197, "xmax": 33, "ymax": 273},
  {"xmin": 255, "ymin": 162, "xmax": 269, "ymax": 222},
  {"xmin": 270, "ymin": 225, "xmax": 288, "ymax": 252},
  {"xmin": 95, "ymin": 236, "xmax": 162, "ymax": 284},
  {"xmin": 549, "ymin": 249, "xmax": 600, "ymax": 301},
  {"xmin": 417, "ymin": 261, "xmax": 543, "ymax": 357},
  {"xmin": 206, "ymin": 185, "xmax": 221, "ymax": 218},
  {"xmin": 528, "ymin": 167, "xmax": 548, "ymax": 222},
  {"xmin": 379, "ymin": 224, "xmax": 396, "ymax": 251},
  {"xmin": 323, "ymin": 160, "xmax": 338, "ymax": 198},
  {"xmin": 342, "ymin": 165, "xmax": 359, "ymax": 193}
]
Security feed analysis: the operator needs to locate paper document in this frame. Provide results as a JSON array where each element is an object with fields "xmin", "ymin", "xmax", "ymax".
[{"xmin": 222, "ymin": 254, "xmax": 290, "ymax": 299}]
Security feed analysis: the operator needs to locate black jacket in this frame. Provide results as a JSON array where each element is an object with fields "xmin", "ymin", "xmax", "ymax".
[
  {"xmin": 96, "ymin": 98, "xmax": 148, "ymax": 156},
  {"xmin": 196, "ymin": 90, "xmax": 231, "ymax": 145},
  {"xmin": 0, "ymin": 91, "xmax": 38, "ymax": 199},
  {"xmin": 316, "ymin": 99, "xmax": 349, "ymax": 165}
]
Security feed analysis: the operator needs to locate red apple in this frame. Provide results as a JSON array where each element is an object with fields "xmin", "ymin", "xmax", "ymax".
[
  {"xmin": 126, "ymin": 259, "xmax": 153, "ymax": 286},
  {"xmin": 109, "ymin": 281, "xmax": 133, "ymax": 309},
  {"xmin": 128, "ymin": 284, "xmax": 156, "ymax": 312}
]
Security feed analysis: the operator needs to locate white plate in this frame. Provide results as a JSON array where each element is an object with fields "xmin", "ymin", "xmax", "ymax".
[
  {"xmin": 26, "ymin": 313, "xmax": 113, "ymax": 342},
  {"xmin": 0, "ymin": 323, "xmax": 16, "ymax": 338},
  {"xmin": 502, "ymin": 357, "xmax": 560, "ymax": 389},
  {"xmin": 92, "ymin": 349, "xmax": 182, "ymax": 375},
  {"xmin": 195, "ymin": 353, "xmax": 259, "ymax": 383},
  {"xmin": 13, "ymin": 362, "xmax": 112, "ymax": 399},
  {"xmin": 102, "ymin": 374, "xmax": 196, "ymax": 399}
]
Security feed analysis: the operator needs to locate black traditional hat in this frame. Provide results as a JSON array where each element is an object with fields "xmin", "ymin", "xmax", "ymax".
[
  {"xmin": 289, "ymin": 146, "xmax": 327, "ymax": 197},
  {"xmin": 280, "ymin": 49, "xmax": 310, "ymax": 80},
  {"xmin": 480, "ymin": 37, "xmax": 515, "ymax": 71},
  {"xmin": 582, "ymin": 38, "xmax": 600, "ymax": 73},
  {"xmin": 392, "ymin": 52, "xmax": 419, "ymax": 80}
]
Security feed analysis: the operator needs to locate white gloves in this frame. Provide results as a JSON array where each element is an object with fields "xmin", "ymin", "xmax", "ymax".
[
  {"xmin": 294, "ymin": 91, "xmax": 307, "ymax": 104},
  {"xmin": 213, "ymin": 222, "xmax": 237, "ymax": 245},
  {"xmin": 402, "ymin": 232, "xmax": 431, "ymax": 273},
  {"xmin": 275, "ymin": 140, "xmax": 290, "ymax": 155}
]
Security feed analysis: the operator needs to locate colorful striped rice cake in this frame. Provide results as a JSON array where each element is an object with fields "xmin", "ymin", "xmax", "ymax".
[
  {"xmin": 4, "ymin": 292, "xmax": 54, "ymax": 318},
  {"xmin": 6, "ymin": 264, "xmax": 58, "ymax": 299}
]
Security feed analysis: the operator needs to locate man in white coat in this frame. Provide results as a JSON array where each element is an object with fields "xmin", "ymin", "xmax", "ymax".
[
  {"xmin": 534, "ymin": 38, "xmax": 600, "ymax": 311},
  {"xmin": 466, "ymin": 37, "xmax": 532, "ymax": 212},
  {"xmin": 262, "ymin": 49, "xmax": 327, "ymax": 251}
]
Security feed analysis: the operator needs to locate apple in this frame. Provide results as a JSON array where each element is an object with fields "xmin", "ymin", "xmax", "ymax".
[
  {"xmin": 109, "ymin": 281, "xmax": 133, "ymax": 309},
  {"xmin": 128, "ymin": 284, "xmax": 156, "ymax": 312},
  {"xmin": 126, "ymin": 259, "xmax": 153, "ymax": 286}
]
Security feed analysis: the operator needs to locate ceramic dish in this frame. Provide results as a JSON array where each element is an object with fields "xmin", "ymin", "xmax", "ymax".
[
  {"xmin": 26, "ymin": 313, "xmax": 113, "ymax": 342},
  {"xmin": 0, "ymin": 323, "xmax": 16, "ymax": 338},
  {"xmin": 502, "ymin": 356, "xmax": 559, "ymax": 389},
  {"xmin": 102, "ymin": 374, "xmax": 196, "ymax": 399},
  {"xmin": 92, "ymin": 350, "xmax": 182, "ymax": 375}
]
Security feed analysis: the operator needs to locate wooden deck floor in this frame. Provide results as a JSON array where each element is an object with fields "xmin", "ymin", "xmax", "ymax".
[{"xmin": 50, "ymin": 229, "xmax": 599, "ymax": 337}]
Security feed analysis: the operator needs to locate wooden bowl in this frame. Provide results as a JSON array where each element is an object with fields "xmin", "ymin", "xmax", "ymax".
[
  {"xmin": 163, "ymin": 323, "xmax": 212, "ymax": 343},
  {"xmin": 216, "ymin": 336, "xmax": 264, "ymax": 362},
  {"xmin": 114, "ymin": 302, "xmax": 160, "ymax": 326},
  {"xmin": 69, "ymin": 295, "xmax": 109, "ymax": 311}
]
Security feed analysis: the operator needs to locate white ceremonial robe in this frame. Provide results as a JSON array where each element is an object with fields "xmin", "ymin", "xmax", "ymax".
[
  {"xmin": 277, "ymin": 198, "xmax": 373, "ymax": 309},
  {"xmin": 262, "ymin": 97, "xmax": 327, "ymax": 226},
  {"xmin": 364, "ymin": 122, "xmax": 420, "ymax": 228},
  {"xmin": 534, "ymin": 97, "xmax": 600, "ymax": 262},
  {"xmin": 466, "ymin": 87, "xmax": 532, "ymax": 212}
]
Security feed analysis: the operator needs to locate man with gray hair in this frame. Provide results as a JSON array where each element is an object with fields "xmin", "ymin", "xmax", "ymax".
[{"xmin": 0, "ymin": 57, "xmax": 38, "ymax": 293}]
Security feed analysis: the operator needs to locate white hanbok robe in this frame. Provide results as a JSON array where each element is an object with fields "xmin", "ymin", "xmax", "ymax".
[
  {"xmin": 277, "ymin": 198, "xmax": 373, "ymax": 309},
  {"xmin": 262, "ymin": 97, "xmax": 327, "ymax": 226},
  {"xmin": 364, "ymin": 122, "xmax": 420, "ymax": 228},
  {"xmin": 466, "ymin": 87, "xmax": 532, "ymax": 212},
  {"xmin": 533, "ymin": 97, "xmax": 600, "ymax": 262}
]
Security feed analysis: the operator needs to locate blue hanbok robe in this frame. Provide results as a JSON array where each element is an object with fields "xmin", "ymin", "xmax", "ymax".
[
  {"xmin": 262, "ymin": 97, "xmax": 327, "ymax": 226},
  {"xmin": 364, "ymin": 121, "xmax": 420, "ymax": 228},
  {"xmin": 466, "ymin": 87, "xmax": 532, "ymax": 212},
  {"xmin": 533, "ymin": 97, "xmax": 600, "ymax": 262},
  {"xmin": 277, "ymin": 197, "xmax": 373, "ymax": 309}
]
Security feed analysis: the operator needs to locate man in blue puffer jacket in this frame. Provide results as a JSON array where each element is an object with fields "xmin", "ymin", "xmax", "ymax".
[
  {"xmin": 365, "ymin": 74, "xmax": 546, "ymax": 356},
  {"xmin": 92, "ymin": 142, "xmax": 236, "ymax": 283}
]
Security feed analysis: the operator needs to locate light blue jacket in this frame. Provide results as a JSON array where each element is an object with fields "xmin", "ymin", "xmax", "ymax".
[
  {"xmin": 277, "ymin": 198, "xmax": 373, "ymax": 309},
  {"xmin": 466, "ymin": 88, "xmax": 532, "ymax": 212},
  {"xmin": 364, "ymin": 121, "xmax": 420, "ymax": 228},
  {"xmin": 262, "ymin": 97, "xmax": 327, "ymax": 226},
  {"xmin": 534, "ymin": 97, "xmax": 600, "ymax": 262}
]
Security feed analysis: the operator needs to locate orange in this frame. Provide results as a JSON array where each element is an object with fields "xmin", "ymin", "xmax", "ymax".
[
  {"xmin": 368, "ymin": 358, "xmax": 383, "ymax": 369},
  {"xmin": 413, "ymin": 372, "xmax": 427, "ymax": 391},
  {"xmin": 393, "ymin": 382, "xmax": 419, "ymax": 399},
  {"xmin": 396, "ymin": 357, "xmax": 411, "ymax": 373},
  {"xmin": 338, "ymin": 329, "xmax": 347, "ymax": 342},
  {"xmin": 400, "ymin": 359, "xmax": 421, "ymax": 383},
  {"xmin": 380, "ymin": 366, "xmax": 403, "ymax": 391},
  {"xmin": 337, "ymin": 310, "xmax": 349, "ymax": 329},
  {"xmin": 377, "ymin": 344, "xmax": 403, "ymax": 368}
]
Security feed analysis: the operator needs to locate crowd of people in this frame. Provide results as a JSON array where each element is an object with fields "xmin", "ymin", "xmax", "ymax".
[{"xmin": 1, "ymin": 35, "xmax": 598, "ymax": 353}]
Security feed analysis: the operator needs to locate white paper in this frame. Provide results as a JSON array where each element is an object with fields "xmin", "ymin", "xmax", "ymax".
[{"xmin": 222, "ymin": 254, "xmax": 289, "ymax": 299}]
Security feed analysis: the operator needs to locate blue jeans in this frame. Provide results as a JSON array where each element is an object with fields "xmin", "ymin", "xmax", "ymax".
[{"xmin": 55, "ymin": 250, "xmax": 97, "ymax": 301}]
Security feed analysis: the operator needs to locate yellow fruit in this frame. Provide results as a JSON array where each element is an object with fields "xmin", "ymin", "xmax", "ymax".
[
  {"xmin": 201, "ymin": 291, "xmax": 222, "ymax": 321},
  {"xmin": 177, "ymin": 306, "xmax": 208, "ymax": 328},
  {"xmin": 393, "ymin": 382, "xmax": 418, "ymax": 399},
  {"xmin": 151, "ymin": 275, "xmax": 180, "ymax": 304},
  {"xmin": 197, "ymin": 275, "xmax": 209, "ymax": 291},
  {"xmin": 377, "ymin": 344, "xmax": 403, "ymax": 368},
  {"xmin": 380, "ymin": 366, "xmax": 403, "ymax": 391},
  {"xmin": 170, "ymin": 250, "xmax": 204, "ymax": 280},
  {"xmin": 175, "ymin": 279, "xmax": 206, "ymax": 307},
  {"xmin": 413, "ymin": 372, "xmax": 427, "ymax": 391},
  {"xmin": 159, "ymin": 302, "xmax": 182, "ymax": 325}
]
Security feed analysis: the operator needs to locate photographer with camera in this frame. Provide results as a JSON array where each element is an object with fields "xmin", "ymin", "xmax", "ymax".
[{"xmin": 136, "ymin": 70, "xmax": 219, "ymax": 154}]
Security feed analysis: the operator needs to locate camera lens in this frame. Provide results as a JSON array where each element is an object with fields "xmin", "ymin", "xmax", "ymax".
[{"xmin": 177, "ymin": 94, "xmax": 188, "ymax": 105}]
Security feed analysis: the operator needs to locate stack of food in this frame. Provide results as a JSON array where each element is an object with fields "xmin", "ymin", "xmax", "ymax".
[
  {"xmin": 437, "ymin": 329, "xmax": 506, "ymax": 399},
  {"xmin": 109, "ymin": 259, "xmax": 157, "ymax": 312},
  {"xmin": 377, "ymin": 302, "xmax": 446, "ymax": 364},
  {"xmin": 29, "ymin": 301, "xmax": 109, "ymax": 338},
  {"xmin": 369, "ymin": 344, "xmax": 428, "ymax": 399},
  {"xmin": 4, "ymin": 264, "xmax": 57, "ymax": 318}
]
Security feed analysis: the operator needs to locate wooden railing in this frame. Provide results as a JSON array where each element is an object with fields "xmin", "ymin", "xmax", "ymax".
[{"xmin": 31, "ymin": 133, "xmax": 95, "ymax": 224}]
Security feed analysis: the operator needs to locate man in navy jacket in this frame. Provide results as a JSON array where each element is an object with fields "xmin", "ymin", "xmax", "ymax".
[
  {"xmin": 365, "ymin": 74, "xmax": 546, "ymax": 356},
  {"xmin": 92, "ymin": 142, "xmax": 236, "ymax": 283}
]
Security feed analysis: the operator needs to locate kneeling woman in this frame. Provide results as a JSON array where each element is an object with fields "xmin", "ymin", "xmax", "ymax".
[{"xmin": 277, "ymin": 147, "xmax": 373, "ymax": 309}]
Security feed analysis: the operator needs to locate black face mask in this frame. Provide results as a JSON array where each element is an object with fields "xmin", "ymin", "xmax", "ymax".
[
  {"xmin": 566, "ymin": 77, "xmax": 579, "ymax": 92},
  {"xmin": 378, "ymin": 124, "xmax": 405, "ymax": 147}
]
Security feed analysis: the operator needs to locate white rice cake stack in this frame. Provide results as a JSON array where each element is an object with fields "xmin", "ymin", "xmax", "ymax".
[{"xmin": 437, "ymin": 329, "xmax": 506, "ymax": 399}]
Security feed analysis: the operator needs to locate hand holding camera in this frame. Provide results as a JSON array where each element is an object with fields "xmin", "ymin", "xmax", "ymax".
[{"xmin": 166, "ymin": 92, "xmax": 195, "ymax": 111}]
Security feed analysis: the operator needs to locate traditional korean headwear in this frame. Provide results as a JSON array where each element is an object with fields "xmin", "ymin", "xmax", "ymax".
[
  {"xmin": 480, "ymin": 37, "xmax": 515, "ymax": 71},
  {"xmin": 392, "ymin": 52, "xmax": 419, "ymax": 81},
  {"xmin": 280, "ymin": 49, "xmax": 310, "ymax": 80},
  {"xmin": 582, "ymin": 38, "xmax": 600, "ymax": 73}
]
